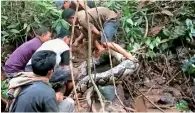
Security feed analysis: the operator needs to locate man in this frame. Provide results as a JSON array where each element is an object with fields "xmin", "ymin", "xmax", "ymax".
[
  {"xmin": 56, "ymin": 0, "xmax": 95, "ymax": 11},
  {"xmin": 62, "ymin": 7, "xmax": 137, "ymax": 62},
  {"xmin": 25, "ymin": 29, "xmax": 74, "ymax": 96},
  {"xmin": 4, "ymin": 27, "xmax": 51, "ymax": 79},
  {"xmin": 10, "ymin": 50, "xmax": 74, "ymax": 112}
]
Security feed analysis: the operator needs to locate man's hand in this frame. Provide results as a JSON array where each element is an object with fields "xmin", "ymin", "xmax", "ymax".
[{"xmin": 91, "ymin": 26, "xmax": 101, "ymax": 37}]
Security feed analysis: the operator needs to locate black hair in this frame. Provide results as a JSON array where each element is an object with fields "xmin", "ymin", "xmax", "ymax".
[
  {"xmin": 35, "ymin": 26, "xmax": 50, "ymax": 36},
  {"xmin": 31, "ymin": 50, "xmax": 56, "ymax": 76},
  {"xmin": 62, "ymin": 8, "xmax": 75, "ymax": 20},
  {"xmin": 57, "ymin": 28, "xmax": 71, "ymax": 39}
]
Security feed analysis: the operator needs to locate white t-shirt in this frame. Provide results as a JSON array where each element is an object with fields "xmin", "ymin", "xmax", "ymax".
[{"xmin": 26, "ymin": 38, "xmax": 69, "ymax": 67}]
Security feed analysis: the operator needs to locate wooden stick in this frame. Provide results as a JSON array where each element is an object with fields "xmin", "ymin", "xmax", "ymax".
[
  {"xmin": 84, "ymin": 1, "xmax": 105, "ymax": 112},
  {"xmin": 69, "ymin": 1, "xmax": 80, "ymax": 111}
]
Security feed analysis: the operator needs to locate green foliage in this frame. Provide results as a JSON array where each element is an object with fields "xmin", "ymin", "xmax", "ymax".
[
  {"xmin": 1, "ymin": 1, "xmax": 69, "ymax": 47},
  {"xmin": 176, "ymin": 99, "xmax": 189, "ymax": 111},
  {"xmin": 1, "ymin": 81, "xmax": 8, "ymax": 99},
  {"xmin": 104, "ymin": 1, "xmax": 195, "ymax": 58},
  {"xmin": 182, "ymin": 56, "xmax": 195, "ymax": 75}
]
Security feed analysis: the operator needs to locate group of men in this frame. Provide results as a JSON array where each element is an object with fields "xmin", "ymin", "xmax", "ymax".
[{"xmin": 4, "ymin": 0, "xmax": 136, "ymax": 112}]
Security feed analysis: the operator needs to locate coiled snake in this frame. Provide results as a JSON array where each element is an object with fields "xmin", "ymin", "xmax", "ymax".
[{"xmin": 74, "ymin": 50, "xmax": 139, "ymax": 95}]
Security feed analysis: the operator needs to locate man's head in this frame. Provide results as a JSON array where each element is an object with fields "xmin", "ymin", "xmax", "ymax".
[
  {"xmin": 56, "ymin": 0, "xmax": 71, "ymax": 10},
  {"xmin": 62, "ymin": 8, "xmax": 76, "ymax": 24},
  {"xmin": 57, "ymin": 28, "xmax": 71, "ymax": 45},
  {"xmin": 31, "ymin": 50, "xmax": 56, "ymax": 78},
  {"xmin": 36, "ymin": 27, "xmax": 52, "ymax": 43}
]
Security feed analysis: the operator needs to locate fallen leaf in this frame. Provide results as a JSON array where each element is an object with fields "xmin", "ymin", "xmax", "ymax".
[
  {"xmin": 137, "ymin": 1, "xmax": 149, "ymax": 8},
  {"xmin": 161, "ymin": 10, "xmax": 173, "ymax": 16},
  {"xmin": 133, "ymin": 96, "xmax": 148, "ymax": 112},
  {"xmin": 148, "ymin": 25, "xmax": 165, "ymax": 37}
]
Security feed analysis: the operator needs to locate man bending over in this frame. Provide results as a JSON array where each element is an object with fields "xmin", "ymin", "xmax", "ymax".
[
  {"xmin": 62, "ymin": 7, "xmax": 137, "ymax": 62},
  {"xmin": 4, "ymin": 27, "xmax": 51, "ymax": 79},
  {"xmin": 25, "ymin": 29, "xmax": 74, "ymax": 96}
]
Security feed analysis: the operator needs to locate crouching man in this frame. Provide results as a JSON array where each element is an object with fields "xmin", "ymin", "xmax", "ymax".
[
  {"xmin": 25, "ymin": 29, "xmax": 76, "ymax": 96},
  {"xmin": 8, "ymin": 50, "xmax": 75, "ymax": 112}
]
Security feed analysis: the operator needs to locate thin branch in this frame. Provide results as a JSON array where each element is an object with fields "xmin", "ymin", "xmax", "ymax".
[
  {"xmin": 84, "ymin": 1, "xmax": 105, "ymax": 112},
  {"xmin": 140, "ymin": 11, "xmax": 148, "ymax": 38},
  {"xmin": 165, "ymin": 71, "xmax": 181, "ymax": 85},
  {"xmin": 94, "ymin": 2, "xmax": 134, "ymax": 112},
  {"xmin": 69, "ymin": 1, "xmax": 80, "ymax": 111}
]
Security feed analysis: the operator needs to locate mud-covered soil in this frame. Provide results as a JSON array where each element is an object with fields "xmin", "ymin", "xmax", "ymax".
[{"xmin": 72, "ymin": 44, "xmax": 195, "ymax": 112}]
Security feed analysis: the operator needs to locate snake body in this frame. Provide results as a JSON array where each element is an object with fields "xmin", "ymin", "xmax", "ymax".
[{"xmin": 76, "ymin": 59, "xmax": 139, "ymax": 94}]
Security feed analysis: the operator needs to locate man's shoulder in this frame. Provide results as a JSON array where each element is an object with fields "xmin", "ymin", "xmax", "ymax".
[{"xmin": 28, "ymin": 82, "xmax": 55, "ymax": 96}]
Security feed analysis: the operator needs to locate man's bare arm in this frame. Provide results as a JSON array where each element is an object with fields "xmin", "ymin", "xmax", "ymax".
[
  {"xmin": 91, "ymin": 26, "xmax": 101, "ymax": 37},
  {"xmin": 73, "ymin": 33, "xmax": 84, "ymax": 46},
  {"xmin": 72, "ymin": 0, "xmax": 90, "ymax": 10}
]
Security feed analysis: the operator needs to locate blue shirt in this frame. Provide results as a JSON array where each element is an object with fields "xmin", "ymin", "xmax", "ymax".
[{"xmin": 11, "ymin": 82, "xmax": 59, "ymax": 112}]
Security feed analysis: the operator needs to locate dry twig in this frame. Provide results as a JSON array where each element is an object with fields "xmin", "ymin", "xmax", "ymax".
[
  {"xmin": 84, "ymin": 1, "xmax": 105, "ymax": 112},
  {"xmin": 69, "ymin": 1, "xmax": 80, "ymax": 111}
]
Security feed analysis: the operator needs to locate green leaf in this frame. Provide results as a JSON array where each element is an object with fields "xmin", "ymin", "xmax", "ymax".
[
  {"xmin": 124, "ymin": 7, "xmax": 130, "ymax": 16},
  {"xmin": 127, "ymin": 43, "xmax": 133, "ymax": 51},
  {"xmin": 146, "ymin": 50, "xmax": 156, "ymax": 58},
  {"xmin": 136, "ymin": 17, "xmax": 143, "ymax": 26},
  {"xmin": 176, "ymin": 99, "xmax": 189, "ymax": 111},
  {"xmin": 161, "ymin": 43, "xmax": 169, "ymax": 51},
  {"xmin": 55, "ymin": 25, "xmax": 62, "ymax": 35},
  {"xmin": 153, "ymin": 37, "xmax": 161, "ymax": 46},
  {"xmin": 23, "ymin": 23, "xmax": 28, "ymax": 29},
  {"xmin": 61, "ymin": 19, "xmax": 69, "ymax": 30},
  {"xmin": 185, "ymin": 19, "xmax": 193, "ymax": 28},
  {"xmin": 34, "ymin": 16, "xmax": 40, "ymax": 24},
  {"xmin": 133, "ymin": 43, "xmax": 140, "ymax": 49},
  {"xmin": 126, "ymin": 18, "xmax": 134, "ymax": 25},
  {"xmin": 145, "ymin": 39, "xmax": 151, "ymax": 46},
  {"xmin": 1, "ymin": 31, "xmax": 9, "ymax": 36},
  {"xmin": 26, "ymin": 25, "xmax": 31, "ymax": 33},
  {"xmin": 1, "ymin": 16, "xmax": 8, "ymax": 20},
  {"xmin": 10, "ymin": 29, "xmax": 20, "ymax": 33},
  {"xmin": 7, "ymin": 22, "xmax": 20, "ymax": 29},
  {"xmin": 163, "ymin": 28, "xmax": 170, "ymax": 36}
]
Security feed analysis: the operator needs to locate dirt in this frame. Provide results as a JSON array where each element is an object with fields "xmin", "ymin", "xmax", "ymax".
[
  {"xmin": 1, "ymin": 39, "xmax": 194, "ymax": 112},
  {"xmin": 72, "ymin": 44, "xmax": 195, "ymax": 112}
]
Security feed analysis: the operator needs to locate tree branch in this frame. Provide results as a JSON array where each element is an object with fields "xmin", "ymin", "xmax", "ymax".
[
  {"xmin": 84, "ymin": 1, "xmax": 105, "ymax": 112},
  {"xmin": 69, "ymin": 1, "xmax": 80, "ymax": 111}
]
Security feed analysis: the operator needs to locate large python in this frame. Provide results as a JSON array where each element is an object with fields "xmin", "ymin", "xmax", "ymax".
[{"xmin": 74, "ymin": 50, "xmax": 139, "ymax": 94}]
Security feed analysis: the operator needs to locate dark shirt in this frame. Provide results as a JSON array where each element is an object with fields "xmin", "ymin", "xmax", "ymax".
[
  {"xmin": 5, "ymin": 37, "xmax": 42, "ymax": 73},
  {"xmin": 11, "ymin": 82, "xmax": 59, "ymax": 112}
]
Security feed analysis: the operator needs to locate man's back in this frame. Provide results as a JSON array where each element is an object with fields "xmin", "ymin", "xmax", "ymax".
[
  {"xmin": 5, "ymin": 37, "xmax": 42, "ymax": 73},
  {"xmin": 11, "ymin": 82, "xmax": 59, "ymax": 112},
  {"xmin": 26, "ymin": 38, "xmax": 69, "ymax": 67},
  {"xmin": 77, "ymin": 7, "xmax": 117, "ymax": 30}
]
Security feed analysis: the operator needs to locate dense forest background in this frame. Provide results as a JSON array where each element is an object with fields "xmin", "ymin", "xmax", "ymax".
[{"xmin": 1, "ymin": 0, "xmax": 195, "ymax": 112}]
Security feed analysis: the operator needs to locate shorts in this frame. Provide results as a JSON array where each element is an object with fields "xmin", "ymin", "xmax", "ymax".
[{"xmin": 101, "ymin": 19, "xmax": 120, "ymax": 43}]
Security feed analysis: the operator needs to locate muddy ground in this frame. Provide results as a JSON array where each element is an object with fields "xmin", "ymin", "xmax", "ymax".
[
  {"xmin": 71, "ymin": 42, "xmax": 195, "ymax": 112},
  {"xmin": 1, "ymin": 42, "xmax": 194, "ymax": 112}
]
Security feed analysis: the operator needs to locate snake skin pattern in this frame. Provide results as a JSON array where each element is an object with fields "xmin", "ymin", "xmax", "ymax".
[{"xmin": 75, "ymin": 60, "xmax": 139, "ymax": 94}]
